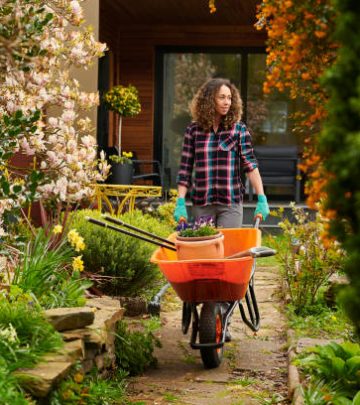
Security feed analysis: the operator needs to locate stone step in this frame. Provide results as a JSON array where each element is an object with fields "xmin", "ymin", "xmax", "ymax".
[
  {"xmin": 14, "ymin": 361, "xmax": 73, "ymax": 398},
  {"xmin": 45, "ymin": 307, "xmax": 95, "ymax": 331},
  {"xmin": 18, "ymin": 298, "xmax": 124, "ymax": 399}
]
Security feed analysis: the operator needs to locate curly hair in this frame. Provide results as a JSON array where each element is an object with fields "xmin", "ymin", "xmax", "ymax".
[{"xmin": 190, "ymin": 78, "xmax": 243, "ymax": 131}]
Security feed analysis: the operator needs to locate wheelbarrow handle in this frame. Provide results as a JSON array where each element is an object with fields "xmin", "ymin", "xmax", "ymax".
[
  {"xmin": 86, "ymin": 217, "xmax": 177, "ymax": 251},
  {"xmin": 254, "ymin": 214, "xmax": 262, "ymax": 229},
  {"xmin": 102, "ymin": 214, "xmax": 176, "ymax": 247}
]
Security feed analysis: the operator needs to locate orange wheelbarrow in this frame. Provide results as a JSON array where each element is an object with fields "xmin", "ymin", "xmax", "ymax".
[
  {"xmin": 150, "ymin": 219, "xmax": 275, "ymax": 369},
  {"xmin": 87, "ymin": 215, "xmax": 275, "ymax": 369}
]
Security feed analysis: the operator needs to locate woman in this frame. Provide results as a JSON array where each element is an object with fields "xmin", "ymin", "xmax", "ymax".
[{"xmin": 174, "ymin": 77, "xmax": 269, "ymax": 227}]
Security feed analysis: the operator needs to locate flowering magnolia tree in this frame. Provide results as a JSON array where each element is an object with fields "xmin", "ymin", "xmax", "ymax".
[{"xmin": 0, "ymin": 0, "xmax": 110, "ymax": 232}]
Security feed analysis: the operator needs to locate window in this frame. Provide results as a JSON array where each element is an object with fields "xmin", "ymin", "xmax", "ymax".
[{"xmin": 157, "ymin": 50, "xmax": 303, "ymax": 189}]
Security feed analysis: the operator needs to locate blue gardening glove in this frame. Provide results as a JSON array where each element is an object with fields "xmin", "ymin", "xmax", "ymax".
[
  {"xmin": 174, "ymin": 197, "xmax": 188, "ymax": 222},
  {"xmin": 255, "ymin": 194, "xmax": 270, "ymax": 221}
]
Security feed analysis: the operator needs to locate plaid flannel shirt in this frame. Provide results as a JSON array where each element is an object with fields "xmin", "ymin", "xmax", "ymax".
[{"xmin": 176, "ymin": 121, "xmax": 258, "ymax": 206}]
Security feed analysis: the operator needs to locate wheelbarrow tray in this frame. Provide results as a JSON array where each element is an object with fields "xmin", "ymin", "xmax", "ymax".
[{"xmin": 150, "ymin": 228, "xmax": 261, "ymax": 302}]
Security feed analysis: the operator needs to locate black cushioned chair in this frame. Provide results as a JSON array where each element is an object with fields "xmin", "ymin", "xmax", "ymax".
[
  {"xmin": 131, "ymin": 152, "xmax": 163, "ymax": 187},
  {"xmin": 132, "ymin": 159, "xmax": 163, "ymax": 186},
  {"xmin": 249, "ymin": 146, "xmax": 302, "ymax": 203}
]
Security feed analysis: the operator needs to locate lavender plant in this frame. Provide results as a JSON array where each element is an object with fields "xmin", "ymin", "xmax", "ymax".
[{"xmin": 177, "ymin": 216, "xmax": 218, "ymax": 237}]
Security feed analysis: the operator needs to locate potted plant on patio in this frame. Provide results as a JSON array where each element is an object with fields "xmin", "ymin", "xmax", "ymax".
[
  {"xmin": 103, "ymin": 84, "xmax": 141, "ymax": 184},
  {"xmin": 107, "ymin": 150, "xmax": 134, "ymax": 185},
  {"xmin": 175, "ymin": 216, "xmax": 224, "ymax": 260}
]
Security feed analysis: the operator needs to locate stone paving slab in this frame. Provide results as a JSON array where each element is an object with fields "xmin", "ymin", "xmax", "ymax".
[{"xmin": 128, "ymin": 265, "xmax": 289, "ymax": 404}]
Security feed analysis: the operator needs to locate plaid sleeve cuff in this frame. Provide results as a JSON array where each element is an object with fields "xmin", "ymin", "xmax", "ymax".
[
  {"xmin": 176, "ymin": 174, "xmax": 191, "ymax": 188},
  {"xmin": 242, "ymin": 160, "xmax": 258, "ymax": 173}
]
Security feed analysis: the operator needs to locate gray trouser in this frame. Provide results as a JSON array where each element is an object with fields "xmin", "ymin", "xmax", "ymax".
[{"xmin": 191, "ymin": 204, "xmax": 243, "ymax": 228}]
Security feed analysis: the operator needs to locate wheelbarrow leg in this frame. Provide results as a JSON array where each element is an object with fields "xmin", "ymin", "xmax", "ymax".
[
  {"xmin": 190, "ymin": 304, "xmax": 199, "ymax": 344},
  {"xmin": 239, "ymin": 276, "xmax": 260, "ymax": 332},
  {"xmin": 245, "ymin": 290, "xmax": 256, "ymax": 324},
  {"xmin": 182, "ymin": 302, "xmax": 192, "ymax": 334}
]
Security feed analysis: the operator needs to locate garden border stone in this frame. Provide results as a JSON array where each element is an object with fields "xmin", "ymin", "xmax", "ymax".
[
  {"xmin": 18, "ymin": 297, "xmax": 124, "ymax": 399},
  {"xmin": 287, "ymin": 329, "xmax": 304, "ymax": 405},
  {"xmin": 281, "ymin": 271, "xmax": 304, "ymax": 404}
]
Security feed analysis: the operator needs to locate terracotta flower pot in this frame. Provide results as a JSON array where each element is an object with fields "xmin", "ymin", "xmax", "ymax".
[{"xmin": 175, "ymin": 232, "xmax": 224, "ymax": 260}]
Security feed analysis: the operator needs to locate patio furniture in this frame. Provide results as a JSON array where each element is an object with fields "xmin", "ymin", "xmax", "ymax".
[
  {"xmin": 249, "ymin": 146, "xmax": 302, "ymax": 203},
  {"xmin": 103, "ymin": 147, "xmax": 163, "ymax": 188},
  {"xmin": 132, "ymin": 157, "xmax": 163, "ymax": 187},
  {"xmin": 91, "ymin": 184, "xmax": 162, "ymax": 215}
]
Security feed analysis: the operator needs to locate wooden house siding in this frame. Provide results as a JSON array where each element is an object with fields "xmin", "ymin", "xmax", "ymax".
[{"xmin": 99, "ymin": 3, "xmax": 266, "ymax": 161}]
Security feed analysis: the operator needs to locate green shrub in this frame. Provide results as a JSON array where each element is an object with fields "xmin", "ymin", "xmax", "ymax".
[
  {"xmin": 12, "ymin": 228, "xmax": 91, "ymax": 309},
  {"xmin": 298, "ymin": 341, "xmax": 360, "ymax": 403},
  {"xmin": 0, "ymin": 362, "xmax": 30, "ymax": 405},
  {"xmin": 152, "ymin": 201, "xmax": 176, "ymax": 228},
  {"xmin": 115, "ymin": 318, "xmax": 161, "ymax": 376},
  {"xmin": 0, "ymin": 298, "xmax": 63, "ymax": 371},
  {"xmin": 272, "ymin": 206, "xmax": 346, "ymax": 314},
  {"xmin": 287, "ymin": 304, "xmax": 354, "ymax": 341},
  {"xmin": 68, "ymin": 209, "xmax": 173, "ymax": 296},
  {"xmin": 319, "ymin": 0, "xmax": 360, "ymax": 336}
]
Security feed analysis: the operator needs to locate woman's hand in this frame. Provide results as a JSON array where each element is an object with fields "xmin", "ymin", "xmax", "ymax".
[
  {"xmin": 174, "ymin": 197, "xmax": 188, "ymax": 222},
  {"xmin": 254, "ymin": 194, "xmax": 270, "ymax": 221}
]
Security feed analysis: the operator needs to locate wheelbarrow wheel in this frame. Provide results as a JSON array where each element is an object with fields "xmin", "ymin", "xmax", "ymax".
[{"xmin": 199, "ymin": 302, "xmax": 224, "ymax": 369}]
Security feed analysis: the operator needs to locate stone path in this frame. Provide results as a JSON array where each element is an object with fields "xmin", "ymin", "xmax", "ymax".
[{"xmin": 127, "ymin": 265, "xmax": 289, "ymax": 404}]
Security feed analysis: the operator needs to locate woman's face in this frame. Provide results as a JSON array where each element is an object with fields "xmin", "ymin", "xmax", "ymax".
[{"xmin": 214, "ymin": 85, "xmax": 232, "ymax": 118}]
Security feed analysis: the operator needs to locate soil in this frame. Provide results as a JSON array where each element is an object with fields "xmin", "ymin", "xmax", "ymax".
[{"xmin": 127, "ymin": 265, "xmax": 290, "ymax": 405}]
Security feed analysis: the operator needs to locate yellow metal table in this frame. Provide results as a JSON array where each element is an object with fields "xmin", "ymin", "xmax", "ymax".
[{"xmin": 92, "ymin": 184, "xmax": 162, "ymax": 215}]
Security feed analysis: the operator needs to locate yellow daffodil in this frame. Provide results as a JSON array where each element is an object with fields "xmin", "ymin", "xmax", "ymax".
[
  {"xmin": 61, "ymin": 390, "xmax": 72, "ymax": 400},
  {"xmin": 68, "ymin": 229, "xmax": 86, "ymax": 252},
  {"xmin": 53, "ymin": 224, "xmax": 63, "ymax": 234},
  {"xmin": 73, "ymin": 372, "xmax": 84, "ymax": 383},
  {"xmin": 72, "ymin": 255, "xmax": 84, "ymax": 272}
]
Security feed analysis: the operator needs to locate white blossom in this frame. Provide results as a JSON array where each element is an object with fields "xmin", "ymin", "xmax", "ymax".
[{"xmin": 0, "ymin": 0, "xmax": 108, "ymax": 218}]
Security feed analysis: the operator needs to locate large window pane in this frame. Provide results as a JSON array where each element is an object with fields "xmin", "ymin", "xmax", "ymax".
[
  {"xmin": 247, "ymin": 54, "xmax": 303, "ymax": 146},
  {"xmin": 162, "ymin": 53, "xmax": 241, "ymax": 189}
]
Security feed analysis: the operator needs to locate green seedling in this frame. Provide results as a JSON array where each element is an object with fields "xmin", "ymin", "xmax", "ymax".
[{"xmin": 163, "ymin": 392, "xmax": 179, "ymax": 402}]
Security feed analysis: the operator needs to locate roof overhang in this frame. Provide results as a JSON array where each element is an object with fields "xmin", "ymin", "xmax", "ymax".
[{"xmin": 100, "ymin": 0, "xmax": 261, "ymax": 27}]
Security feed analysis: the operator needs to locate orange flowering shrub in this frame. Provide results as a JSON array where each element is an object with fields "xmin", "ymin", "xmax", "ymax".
[
  {"xmin": 256, "ymin": 0, "xmax": 336, "ymax": 128},
  {"xmin": 256, "ymin": 0, "xmax": 360, "ymax": 334},
  {"xmin": 256, "ymin": 0, "xmax": 337, "ymax": 210},
  {"xmin": 208, "ymin": 0, "xmax": 216, "ymax": 14}
]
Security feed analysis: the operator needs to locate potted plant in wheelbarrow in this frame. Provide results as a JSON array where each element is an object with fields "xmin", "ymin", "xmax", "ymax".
[
  {"xmin": 103, "ymin": 84, "xmax": 141, "ymax": 184},
  {"xmin": 175, "ymin": 216, "xmax": 224, "ymax": 260}
]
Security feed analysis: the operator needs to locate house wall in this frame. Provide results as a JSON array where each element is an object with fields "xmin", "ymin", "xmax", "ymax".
[
  {"xmin": 99, "ymin": 20, "xmax": 266, "ymax": 161},
  {"xmin": 73, "ymin": 1, "xmax": 100, "ymax": 129}
]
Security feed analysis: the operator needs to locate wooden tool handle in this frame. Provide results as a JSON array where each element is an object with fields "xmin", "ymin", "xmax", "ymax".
[{"xmin": 226, "ymin": 249, "xmax": 252, "ymax": 259}]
